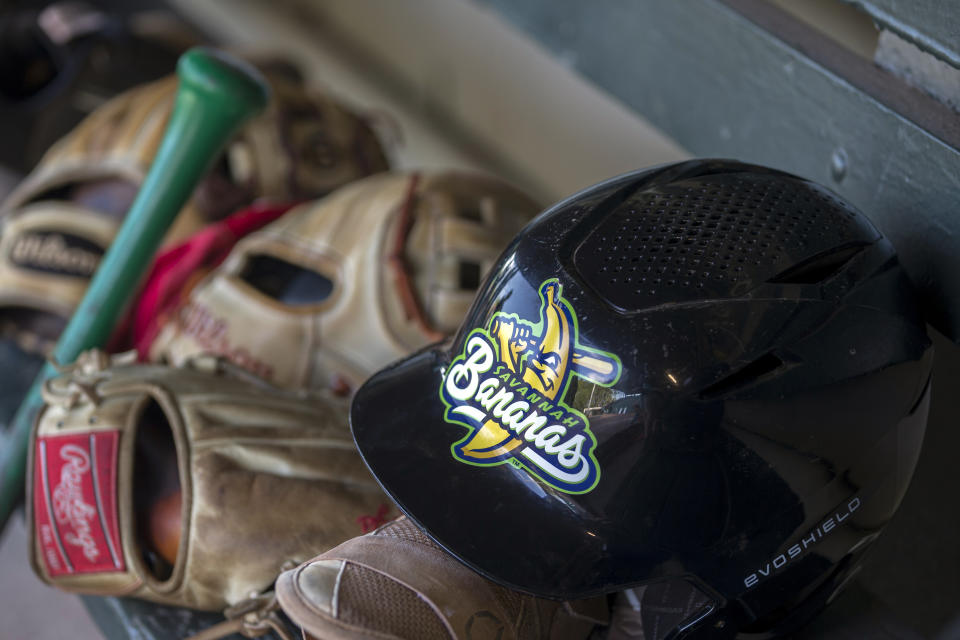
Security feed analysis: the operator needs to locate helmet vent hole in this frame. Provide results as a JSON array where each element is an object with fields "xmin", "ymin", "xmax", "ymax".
[
  {"xmin": 767, "ymin": 243, "xmax": 867, "ymax": 284},
  {"xmin": 699, "ymin": 353, "xmax": 784, "ymax": 399},
  {"xmin": 239, "ymin": 254, "xmax": 334, "ymax": 306}
]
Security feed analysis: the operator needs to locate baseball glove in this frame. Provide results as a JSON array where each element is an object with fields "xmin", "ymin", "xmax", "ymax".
[
  {"xmin": 0, "ymin": 66, "xmax": 389, "ymax": 356},
  {"xmin": 26, "ymin": 350, "xmax": 393, "ymax": 612},
  {"xmin": 150, "ymin": 171, "xmax": 539, "ymax": 394}
]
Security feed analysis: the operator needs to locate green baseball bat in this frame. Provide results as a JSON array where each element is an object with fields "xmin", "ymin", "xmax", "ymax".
[{"xmin": 0, "ymin": 47, "xmax": 269, "ymax": 528}]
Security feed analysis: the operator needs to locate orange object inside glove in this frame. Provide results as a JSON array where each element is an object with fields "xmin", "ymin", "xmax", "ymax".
[{"xmin": 148, "ymin": 489, "xmax": 182, "ymax": 566}]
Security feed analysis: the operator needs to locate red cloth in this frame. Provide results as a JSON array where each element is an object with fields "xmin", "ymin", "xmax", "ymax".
[{"xmin": 111, "ymin": 201, "xmax": 299, "ymax": 359}]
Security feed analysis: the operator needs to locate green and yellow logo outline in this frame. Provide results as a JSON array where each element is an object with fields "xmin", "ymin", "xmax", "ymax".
[{"xmin": 439, "ymin": 278, "xmax": 622, "ymax": 494}]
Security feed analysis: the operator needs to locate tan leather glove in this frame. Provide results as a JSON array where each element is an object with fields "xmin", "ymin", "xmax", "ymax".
[
  {"xmin": 0, "ymin": 67, "xmax": 389, "ymax": 355},
  {"xmin": 27, "ymin": 350, "xmax": 393, "ymax": 612},
  {"xmin": 151, "ymin": 170, "xmax": 540, "ymax": 395}
]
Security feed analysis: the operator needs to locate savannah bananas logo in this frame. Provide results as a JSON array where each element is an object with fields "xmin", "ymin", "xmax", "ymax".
[{"xmin": 440, "ymin": 279, "xmax": 621, "ymax": 494}]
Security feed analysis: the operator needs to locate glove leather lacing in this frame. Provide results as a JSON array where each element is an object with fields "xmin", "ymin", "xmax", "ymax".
[
  {"xmin": 184, "ymin": 591, "xmax": 296, "ymax": 640},
  {"xmin": 388, "ymin": 172, "xmax": 444, "ymax": 343},
  {"xmin": 41, "ymin": 349, "xmax": 138, "ymax": 408}
]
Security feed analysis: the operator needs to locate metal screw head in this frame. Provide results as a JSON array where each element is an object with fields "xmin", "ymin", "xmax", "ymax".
[{"xmin": 830, "ymin": 148, "xmax": 848, "ymax": 182}]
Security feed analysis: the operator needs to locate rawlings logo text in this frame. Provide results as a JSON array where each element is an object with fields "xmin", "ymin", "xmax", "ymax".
[{"xmin": 51, "ymin": 445, "xmax": 99, "ymax": 562}]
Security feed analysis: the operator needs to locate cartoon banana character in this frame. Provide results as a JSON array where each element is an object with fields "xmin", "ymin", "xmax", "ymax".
[{"xmin": 459, "ymin": 280, "xmax": 619, "ymax": 460}]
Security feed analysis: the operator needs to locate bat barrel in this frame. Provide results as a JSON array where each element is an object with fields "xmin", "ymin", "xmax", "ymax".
[{"xmin": 0, "ymin": 47, "xmax": 270, "ymax": 527}]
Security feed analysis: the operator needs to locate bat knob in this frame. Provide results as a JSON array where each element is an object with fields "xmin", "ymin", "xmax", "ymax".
[{"xmin": 176, "ymin": 47, "xmax": 270, "ymax": 124}]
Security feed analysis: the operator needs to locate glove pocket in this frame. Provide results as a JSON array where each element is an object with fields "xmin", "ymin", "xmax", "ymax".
[
  {"xmin": 178, "ymin": 391, "xmax": 392, "ymax": 610},
  {"xmin": 26, "ymin": 356, "xmax": 392, "ymax": 612}
]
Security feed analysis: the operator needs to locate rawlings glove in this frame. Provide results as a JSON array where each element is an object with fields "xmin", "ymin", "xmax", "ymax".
[{"xmin": 27, "ymin": 350, "xmax": 392, "ymax": 611}]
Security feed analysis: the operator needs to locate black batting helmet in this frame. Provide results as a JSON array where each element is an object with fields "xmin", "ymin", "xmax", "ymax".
[{"xmin": 350, "ymin": 159, "xmax": 933, "ymax": 638}]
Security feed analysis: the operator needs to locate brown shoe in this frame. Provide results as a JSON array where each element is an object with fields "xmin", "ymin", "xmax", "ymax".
[{"xmin": 275, "ymin": 516, "xmax": 609, "ymax": 640}]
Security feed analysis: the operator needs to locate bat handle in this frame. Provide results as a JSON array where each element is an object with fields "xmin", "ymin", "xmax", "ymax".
[{"xmin": 0, "ymin": 48, "xmax": 269, "ymax": 528}]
